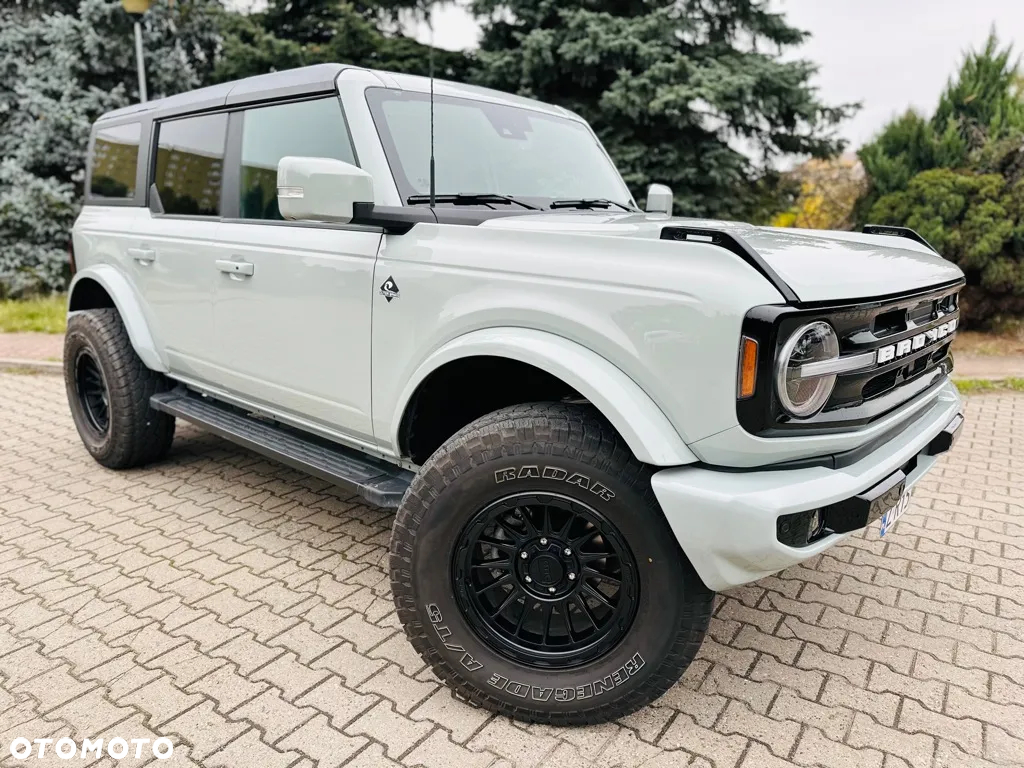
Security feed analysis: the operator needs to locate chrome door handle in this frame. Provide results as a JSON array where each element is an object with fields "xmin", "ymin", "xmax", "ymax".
[
  {"xmin": 215, "ymin": 259, "xmax": 254, "ymax": 277},
  {"xmin": 128, "ymin": 248, "xmax": 156, "ymax": 264}
]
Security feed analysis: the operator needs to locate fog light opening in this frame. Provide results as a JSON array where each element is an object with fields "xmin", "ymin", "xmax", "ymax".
[{"xmin": 807, "ymin": 509, "xmax": 825, "ymax": 543}]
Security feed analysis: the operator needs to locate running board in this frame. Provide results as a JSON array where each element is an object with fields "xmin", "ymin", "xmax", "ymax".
[{"xmin": 150, "ymin": 389, "xmax": 413, "ymax": 508}]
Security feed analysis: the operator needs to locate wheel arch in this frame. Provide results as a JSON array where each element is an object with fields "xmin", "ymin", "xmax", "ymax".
[
  {"xmin": 392, "ymin": 328, "xmax": 697, "ymax": 467},
  {"xmin": 67, "ymin": 266, "xmax": 167, "ymax": 373}
]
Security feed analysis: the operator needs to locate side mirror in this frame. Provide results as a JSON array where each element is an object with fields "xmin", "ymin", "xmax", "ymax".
[
  {"xmin": 645, "ymin": 183, "xmax": 673, "ymax": 215},
  {"xmin": 277, "ymin": 156, "xmax": 374, "ymax": 223}
]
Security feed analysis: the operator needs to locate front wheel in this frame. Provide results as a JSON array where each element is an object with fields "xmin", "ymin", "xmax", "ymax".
[{"xmin": 389, "ymin": 403, "xmax": 714, "ymax": 725}]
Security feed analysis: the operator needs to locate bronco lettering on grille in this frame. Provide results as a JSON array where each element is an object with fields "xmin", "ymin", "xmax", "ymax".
[{"xmin": 876, "ymin": 317, "xmax": 957, "ymax": 364}]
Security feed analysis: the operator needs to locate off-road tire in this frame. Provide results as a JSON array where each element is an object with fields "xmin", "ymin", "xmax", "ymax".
[
  {"xmin": 390, "ymin": 403, "xmax": 714, "ymax": 725},
  {"xmin": 64, "ymin": 308, "xmax": 175, "ymax": 469}
]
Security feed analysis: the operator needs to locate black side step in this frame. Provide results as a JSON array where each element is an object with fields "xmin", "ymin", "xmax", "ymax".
[{"xmin": 151, "ymin": 389, "xmax": 413, "ymax": 508}]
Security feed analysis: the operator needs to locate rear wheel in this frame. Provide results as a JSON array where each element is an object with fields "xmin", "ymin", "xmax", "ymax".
[
  {"xmin": 64, "ymin": 308, "xmax": 175, "ymax": 469},
  {"xmin": 390, "ymin": 403, "xmax": 714, "ymax": 725}
]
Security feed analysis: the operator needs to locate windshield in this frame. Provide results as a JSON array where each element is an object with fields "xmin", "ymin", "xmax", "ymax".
[{"xmin": 366, "ymin": 88, "xmax": 634, "ymax": 209}]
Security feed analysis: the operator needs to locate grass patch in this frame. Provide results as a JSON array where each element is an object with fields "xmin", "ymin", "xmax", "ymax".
[
  {"xmin": 0, "ymin": 295, "xmax": 66, "ymax": 333},
  {"xmin": 955, "ymin": 377, "xmax": 1024, "ymax": 395},
  {"xmin": 953, "ymin": 331, "xmax": 1024, "ymax": 357}
]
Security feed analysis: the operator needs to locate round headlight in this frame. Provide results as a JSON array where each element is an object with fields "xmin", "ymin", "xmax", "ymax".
[{"xmin": 776, "ymin": 321, "xmax": 840, "ymax": 418}]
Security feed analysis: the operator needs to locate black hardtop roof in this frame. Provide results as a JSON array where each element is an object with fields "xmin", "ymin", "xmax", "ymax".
[{"xmin": 96, "ymin": 63, "xmax": 349, "ymax": 125}]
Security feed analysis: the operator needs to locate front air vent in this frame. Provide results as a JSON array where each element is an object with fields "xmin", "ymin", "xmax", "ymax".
[
  {"xmin": 908, "ymin": 300, "xmax": 936, "ymax": 326},
  {"xmin": 862, "ymin": 369, "xmax": 899, "ymax": 400},
  {"xmin": 873, "ymin": 309, "xmax": 907, "ymax": 337}
]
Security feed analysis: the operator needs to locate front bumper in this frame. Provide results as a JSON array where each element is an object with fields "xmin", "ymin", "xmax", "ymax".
[{"xmin": 651, "ymin": 379, "xmax": 963, "ymax": 591}]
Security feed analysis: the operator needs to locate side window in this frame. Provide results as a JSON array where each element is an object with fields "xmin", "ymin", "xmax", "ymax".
[
  {"xmin": 239, "ymin": 98, "xmax": 357, "ymax": 221},
  {"xmin": 153, "ymin": 113, "xmax": 227, "ymax": 216},
  {"xmin": 90, "ymin": 122, "xmax": 141, "ymax": 199}
]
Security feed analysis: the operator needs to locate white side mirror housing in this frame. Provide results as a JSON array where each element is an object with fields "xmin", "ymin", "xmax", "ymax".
[
  {"xmin": 645, "ymin": 183, "xmax": 673, "ymax": 215},
  {"xmin": 277, "ymin": 156, "xmax": 374, "ymax": 223}
]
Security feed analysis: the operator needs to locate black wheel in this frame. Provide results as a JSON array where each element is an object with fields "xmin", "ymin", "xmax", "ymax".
[
  {"xmin": 390, "ymin": 403, "xmax": 714, "ymax": 725},
  {"xmin": 64, "ymin": 308, "xmax": 175, "ymax": 469},
  {"xmin": 454, "ymin": 493, "xmax": 639, "ymax": 669},
  {"xmin": 74, "ymin": 347, "xmax": 111, "ymax": 435}
]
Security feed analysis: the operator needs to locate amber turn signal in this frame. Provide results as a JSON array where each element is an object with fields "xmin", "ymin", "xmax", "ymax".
[{"xmin": 738, "ymin": 336, "xmax": 758, "ymax": 399}]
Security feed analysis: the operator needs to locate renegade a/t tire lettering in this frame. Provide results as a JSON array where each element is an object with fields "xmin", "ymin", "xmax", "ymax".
[{"xmin": 389, "ymin": 403, "xmax": 714, "ymax": 724}]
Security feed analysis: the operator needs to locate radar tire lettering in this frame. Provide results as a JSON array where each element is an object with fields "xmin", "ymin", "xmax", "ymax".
[{"xmin": 494, "ymin": 465, "xmax": 616, "ymax": 501}]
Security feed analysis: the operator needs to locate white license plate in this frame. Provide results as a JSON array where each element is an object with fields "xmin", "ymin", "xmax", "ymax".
[{"xmin": 879, "ymin": 489, "xmax": 912, "ymax": 537}]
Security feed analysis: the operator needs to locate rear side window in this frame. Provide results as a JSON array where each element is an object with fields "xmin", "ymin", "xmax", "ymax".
[
  {"xmin": 90, "ymin": 122, "xmax": 141, "ymax": 199},
  {"xmin": 239, "ymin": 98, "xmax": 356, "ymax": 220},
  {"xmin": 153, "ymin": 113, "xmax": 228, "ymax": 216}
]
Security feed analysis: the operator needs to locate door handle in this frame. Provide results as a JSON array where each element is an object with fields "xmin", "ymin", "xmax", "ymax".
[
  {"xmin": 216, "ymin": 259, "xmax": 255, "ymax": 277},
  {"xmin": 128, "ymin": 248, "xmax": 156, "ymax": 264}
]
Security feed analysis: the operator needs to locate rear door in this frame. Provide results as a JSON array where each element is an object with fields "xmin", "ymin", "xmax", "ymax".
[
  {"xmin": 77, "ymin": 118, "xmax": 145, "ymax": 298},
  {"xmin": 210, "ymin": 97, "xmax": 381, "ymax": 446},
  {"xmin": 130, "ymin": 112, "xmax": 228, "ymax": 383}
]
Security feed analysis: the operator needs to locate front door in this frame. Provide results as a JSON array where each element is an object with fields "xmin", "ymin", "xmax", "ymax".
[{"xmin": 210, "ymin": 97, "xmax": 381, "ymax": 446}]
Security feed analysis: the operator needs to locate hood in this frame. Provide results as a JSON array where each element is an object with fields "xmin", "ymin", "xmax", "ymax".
[{"xmin": 479, "ymin": 212, "xmax": 965, "ymax": 303}]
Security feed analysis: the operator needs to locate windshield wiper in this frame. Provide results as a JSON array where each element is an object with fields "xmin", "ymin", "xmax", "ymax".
[
  {"xmin": 549, "ymin": 198, "xmax": 635, "ymax": 212},
  {"xmin": 406, "ymin": 193, "xmax": 538, "ymax": 210}
]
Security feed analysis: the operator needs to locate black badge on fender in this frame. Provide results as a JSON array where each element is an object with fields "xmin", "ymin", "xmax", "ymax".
[{"xmin": 380, "ymin": 277, "xmax": 400, "ymax": 302}]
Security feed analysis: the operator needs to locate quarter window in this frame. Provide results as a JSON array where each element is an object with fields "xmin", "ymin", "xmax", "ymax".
[
  {"xmin": 153, "ymin": 113, "xmax": 228, "ymax": 217},
  {"xmin": 90, "ymin": 122, "xmax": 141, "ymax": 199},
  {"xmin": 239, "ymin": 98, "xmax": 357, "ymax": 220}
]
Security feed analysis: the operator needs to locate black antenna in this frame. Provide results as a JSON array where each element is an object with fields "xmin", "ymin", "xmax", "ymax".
[{"xmin": 428, "ymin": 13, "xmax": 436, "ymax": 208}]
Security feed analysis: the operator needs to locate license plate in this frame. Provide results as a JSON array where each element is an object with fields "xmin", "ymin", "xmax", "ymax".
[{"xmin": 879, "ymin": 489, "xmax": 912, "ymax": 537}]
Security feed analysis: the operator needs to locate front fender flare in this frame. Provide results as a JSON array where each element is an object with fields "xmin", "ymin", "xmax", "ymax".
[
  {"xmin": 393, "ymin": 327, "xmax": 696, "ymax": 466},
  {"xmin": 68, "ymin": 265, "xmax": 167, "ymax": 373}
]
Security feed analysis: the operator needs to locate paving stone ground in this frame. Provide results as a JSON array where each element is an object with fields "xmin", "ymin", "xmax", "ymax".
[
  {"xmin": 1, "ymin": 371, "xmax": 1022, "ymax": 767},
  {"xmin": 0, "ymin": 335, "xmax": 62, "ymax": 363}
]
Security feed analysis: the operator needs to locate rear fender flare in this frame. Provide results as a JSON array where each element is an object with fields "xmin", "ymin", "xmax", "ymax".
[{"xmin": 67, "ymin": 265, "xmax": 167, "ymax": 373}]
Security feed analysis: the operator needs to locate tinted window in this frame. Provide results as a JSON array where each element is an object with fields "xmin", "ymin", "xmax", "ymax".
[
  {"xmin": 154, "ymin": 113, "xmax": 227, "ymax": 216},
  {"xmin": 90, "ymin": 122, "xmax": 141, "ymax": 199},
  {"xmin": 239, "ymin": 98, "xmax": 356, "ymax": 220}
]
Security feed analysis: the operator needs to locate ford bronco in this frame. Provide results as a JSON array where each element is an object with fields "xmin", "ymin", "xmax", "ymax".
[{"xmin": 67, "ymin": 63, "xmax": 965, "ymax": 724}]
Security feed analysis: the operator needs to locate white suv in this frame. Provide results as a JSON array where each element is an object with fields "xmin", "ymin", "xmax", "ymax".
[{"xmin": 66, "ymin": 63, "xmax": 965, "ymax": 724}]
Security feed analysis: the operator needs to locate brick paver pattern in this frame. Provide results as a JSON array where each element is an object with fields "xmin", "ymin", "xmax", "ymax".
[
  {"xmin": 0, "ymin": 334, "xmax": 63, "ymax": 363},
  {"xmin": 0, "ymin": 371, "xmax": 1022, "ymax": 767}
]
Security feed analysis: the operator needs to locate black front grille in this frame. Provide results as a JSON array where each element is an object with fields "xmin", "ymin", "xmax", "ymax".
[{"xmin": 738, "ymin": 280, "xmax": 963, "ymax": 436}]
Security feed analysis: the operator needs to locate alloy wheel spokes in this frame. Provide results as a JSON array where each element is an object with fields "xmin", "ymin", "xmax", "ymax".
[
  {"xmin": 454, "ymin": 492, "xmax": 638, "ymax": 669},
  {"xmin": 581, "ymin": 582, "xmax": 615, "ymax": 609},
  {"xmin": 75, "ymin": 350, "xmax": 110, "ymax": 435},
  {"xmin": 490, "ymin": 588, "xmax": 523, "ymax": 618},
  {"xmin": 478, "ymin": 536, "xmax": 517, "ymax": 554},
  {"xmin": 582, "ymin": 566, "xmax": 620, "ymax": 584},
  {"xmin": 574, "ymin": 596, "xmax": 601, "ymax": 631},
  {"xmin": 471, "ymin": 560, "xmax": 510, "ymax": 571}
]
